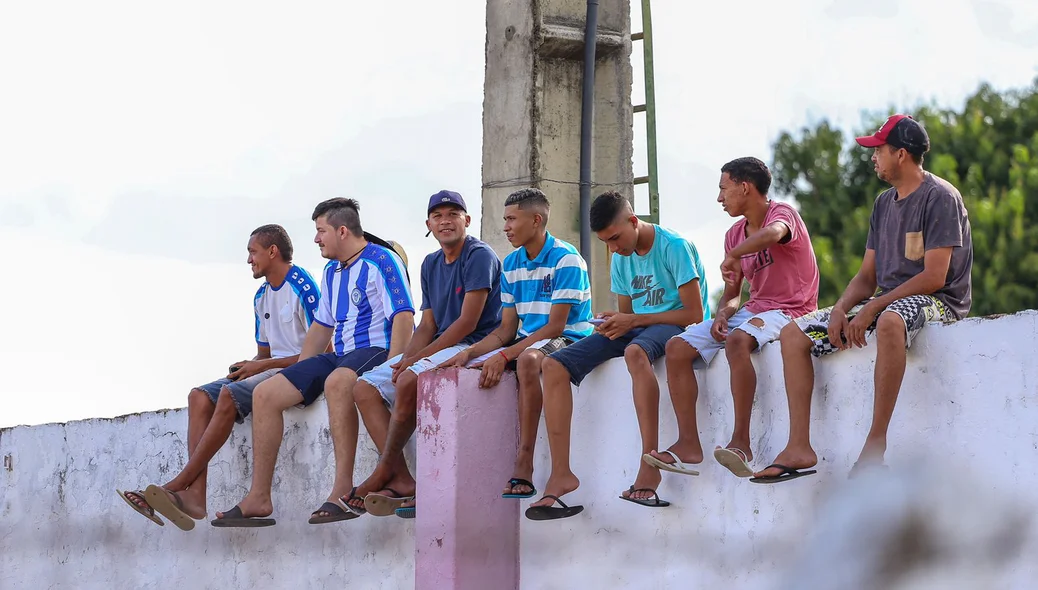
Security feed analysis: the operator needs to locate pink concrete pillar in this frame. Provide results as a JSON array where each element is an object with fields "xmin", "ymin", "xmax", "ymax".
[{"xmin": 415, "ymin": 367, "xmax": 520, "ymax": 590}]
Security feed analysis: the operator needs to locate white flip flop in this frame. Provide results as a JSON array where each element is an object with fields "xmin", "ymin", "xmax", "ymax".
[
  {"xmin": 642, "ymin": 450, "xmax": 700, "ymax": 476},
  {"xmin": 714, "ymin": 447, "xmax": 754, "ymax": 478}
]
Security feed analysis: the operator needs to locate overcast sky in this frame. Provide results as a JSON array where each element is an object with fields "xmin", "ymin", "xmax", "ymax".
[{"xmin": 2, "ymin": 0, "xmax": 1036, "ymax": 428}]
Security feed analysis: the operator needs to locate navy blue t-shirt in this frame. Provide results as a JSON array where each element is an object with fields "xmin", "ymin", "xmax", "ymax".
[{"xmin": 420, "ymin": 235, "xmax": 503, "ymax": 344}]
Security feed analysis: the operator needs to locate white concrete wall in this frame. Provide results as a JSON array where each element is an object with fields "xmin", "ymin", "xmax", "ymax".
[
  {"xmin": 520, "ymin": 311, "xmax": 1038, "ymax": 590},
  {"xmin": 3, "ymin": 313, "xmax": 1036, "ymax": 589},
  {"xmin": 0, "ymin": 400, "xmax": 415, "ymax": 590}
]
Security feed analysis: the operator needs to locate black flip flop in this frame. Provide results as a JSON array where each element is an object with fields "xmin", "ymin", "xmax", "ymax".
[
  {"xmin": 749, "ymin": 463, "xmax": 817, "ymax": 484},
  {"xmin": 309, "ymin": 501, "xmax": 358, "ymax": 525},
  {"xmin": 525, "ymin": 495, "xmax": 584, "ymax": 521},
  {"xmin": 502, "ymin": 478, "xmax": 537, "ymax": 499},
  {"xmin": 210, "ymin": 505, "xmax": 276, "ymax": 527},
  {"xmin": 619, "ymin": 486, "xmax": 670, "ymax": 507},
  {"xmin": 340, "ymin": 486, "xmax": 367, "ymax": 515}
]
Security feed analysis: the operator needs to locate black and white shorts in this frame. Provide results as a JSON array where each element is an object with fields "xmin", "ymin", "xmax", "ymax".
[{"xmin": 794, "ymin": 295, "xmax": 954, "ymax": 357}]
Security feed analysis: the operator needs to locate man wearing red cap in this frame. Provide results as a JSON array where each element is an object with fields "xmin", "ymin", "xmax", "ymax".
[{"xmin": 752, "ymin": 114, "xmax": 974, "ymax": 483}]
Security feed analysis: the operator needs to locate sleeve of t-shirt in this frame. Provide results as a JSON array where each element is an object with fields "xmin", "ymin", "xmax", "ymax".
[
  {"xmin": 551, "ymin": 253, "xmax": 589, "ymax": 304},
  {"xmin": 500, "ymin": 264, "xmax": 516, "ymax": 308},
  {"xmin": 462, "ymin": 246, "xmax": 497, "ymax": 292},
  {"xmin": 314, "ymin": 264, "xmax": 335, "ymax": 328},
  {"xmin": 420, "ymin": 256, "xmax": 432, "ymax": 311},
  {"xmin": 664, "ymin": 236, "xmax": 701, "ymax": 287},
  {"xmin": 610, "ymin": 254, "xmax": 629, "ymax": 297},
  {"xmin": 923, "ymin": 193, "xmax": 966, "ymax": 250},
  {"xmin": 254, "ymin": 288, "xmax": 269, "ymax": 346},
  {"xmin": 295, "ymin": 271, "xmax": 320, "ymax": 328},
  {"xmin": 378, "ymin": 254, "xmax": 416, "ymax": 320},
  {"xmin": 767, "ymin": 204, "xmax": 800, "ymax": 243}
]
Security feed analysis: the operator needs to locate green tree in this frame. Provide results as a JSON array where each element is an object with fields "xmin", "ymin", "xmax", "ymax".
[{"xmin": 770, "ymin": 78, "xmax": 1038, "ymax": 317}]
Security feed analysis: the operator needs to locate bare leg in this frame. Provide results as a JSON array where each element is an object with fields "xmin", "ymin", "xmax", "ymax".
[
  {"xmin": 650, "ymin": 338, "xmax": 704, "ymax": 465},
  {"xmin": 350, "ymin": 372, "xmax": 417, "ymax": 510},
  {"xmin": 529, "ymin": 357, "xmax": 580, "ymax": 508},
  {"xmin": 855, "ymin": 311, "xmax": 908, "ymax": 469},
  {"xmin": 217, "ymin": 374, "xmax": 302, "ymax": 519},
  {"xmin": 753, "ymin": 322, "xmax": 818, "ymax": 478},
  {"xmin": 317, "ymin": 368, "xmax": 362, "ymax": 516},
  {"xmin": 724, "ymin": 328, "xmax": 760, "ymax": 461},
  {"xmin": 623, "ymin": 345, "xmax": 664, "ymax": 501},
  {"xmin": 503, "ymin": 348, "xmax": 546, "ymax": 496}
]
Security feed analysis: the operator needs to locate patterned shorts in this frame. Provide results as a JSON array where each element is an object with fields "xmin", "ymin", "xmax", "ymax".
[{"xmin": 794, "ymin": 295, "xmax": 953, "ymax": 357}]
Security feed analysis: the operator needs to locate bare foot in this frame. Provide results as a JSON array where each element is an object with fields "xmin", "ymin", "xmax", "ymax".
[
  {"xmin": 530, "ymin": 471, "xmax": 580, "ymax": 508},
  {"xmin": 752, "ymin": 446, "xmax": 817, "ymax": 479},
  {"xmin": 164, "ymin": 487, "xmax": 206, "ymax": 519},
  {"xmin": 720, "ymin": 440, "xmax": 753, "ymax": 463},
  {"xmin": 621, "ymin": 462, "xmax": 663, "ymax": 501},
  {"xmin": 849, "ymin": 438, "xmax": 887, "ymax": 477},
  {"xmin": 217, "ymin": 493, "xmax": 272, "ymax": 519}
]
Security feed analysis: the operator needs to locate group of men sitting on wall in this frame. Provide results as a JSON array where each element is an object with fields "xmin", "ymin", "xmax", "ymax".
[{"xmin": 118, "ymin": 114, "xmax": 973, "ymax": 526}]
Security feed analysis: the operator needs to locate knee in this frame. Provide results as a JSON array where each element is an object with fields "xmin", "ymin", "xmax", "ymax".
[
  {"xmin": 188, "ymin": 388, "xmax": 211, "ymax": 406},
  {"xmin": 665, "ymin": 337, "xmax": 692, "ymax": 361},
  {"xmin": 725, "ymin": 331, "xmax": 755, "ymax": 361},
  {"xmin": 876, "ymin": 312, "xmax": 906, "ymax": 343},
  {"xmin": 623, "ymin": 344, "xmax": 651, "ymax": 373},
  {"xmin": 354, "ymin": 380, "xmax": 379, "ymax": 404},
  {"xmin": 541, "ymin": 356, "xmax": 563, "ymax": 377},
  {"xmin": 396, "ymin": 372, "xmax": 419, "ymax": 402},
  {"xmin": 215, "ymin": 387, "xmax": 238, "ymax": 416},
  {"xmin": 251, "ymin": 381, "xmax": 276, "ymax": 408},
  {"xmin": 325, "ymin": 369, "xmax": 358, "ymax": 400},
  {"xmin": 780, "ymin": 323, "xmax": 811, "ymax": 354},
  {"xmin": 516, "ymin": 350, "xmax": 542, "ymax": 380}
]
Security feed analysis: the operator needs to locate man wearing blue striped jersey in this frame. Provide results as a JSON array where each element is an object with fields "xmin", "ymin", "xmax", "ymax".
[
  {"xmin": 119, "ymin": 225, "xmax": 320, "ymax": 530},
  {"xmin": 345, "ymin": 190, "xmax": 502, "ymax": 516},
  {"xmin": 443, "ymin": 188, "xmax": 592, "ymax": 500},
  {"xmin": 213, "ymin": 198, "xmax": 415, "ymax": 527}
]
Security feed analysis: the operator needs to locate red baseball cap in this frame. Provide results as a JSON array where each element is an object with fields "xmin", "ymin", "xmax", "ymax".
[{"xmin": 855, "ymin": 114, "xmax": 930, "ymax": 155}]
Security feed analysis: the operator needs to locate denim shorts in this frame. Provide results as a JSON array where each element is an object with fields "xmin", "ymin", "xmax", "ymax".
[
  {"xmin": 279, "ymin": 348, "xmax": 389, "ymax": 406},
  {"xmin": 673, "ymin": 307, "xmax": 791, "ymax": 368},
  {"xmin": 196, "ymin": 368, "xmax": 282, "ymax": 424},
  {"xmin": 547, "ymin": 324, "xmax": 685, "ymax": 385}
]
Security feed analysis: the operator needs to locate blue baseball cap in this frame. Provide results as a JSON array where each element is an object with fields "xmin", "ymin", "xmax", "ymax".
[{"xmin": 427, "ymin": 190, "xmax": 467, "ymax": 214}]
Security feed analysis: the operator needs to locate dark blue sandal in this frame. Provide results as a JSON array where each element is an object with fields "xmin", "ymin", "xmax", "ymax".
[
  {"xmin": 502, "ymin": 478, "xmax": 537, "ymax": 499},
  {"xmin": 619, "ymin": 486, "xmax": 670, "ymax": 507},
  {"xmin": 749, "ymin": 464, "xmax": 817, "ymax": 484}
]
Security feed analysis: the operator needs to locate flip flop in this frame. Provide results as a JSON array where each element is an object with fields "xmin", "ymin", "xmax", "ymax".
[
  {"xmin": 364, "ymin": 488, "xmax": 414, "ymax": 517},
  {"xmin": 714, "ymin": 447, "xmax": 754, "ymax": 478},
  {"xmin": 749, "ymin": 464, "xmax": 817, "ymax": 484},
  {"xmin": 502, "ymin": 478, "xmax": 537, "ymax": 499},
  {"xmin": 340, "ymin": 487, "xmax": 367, "ymax": 515},
  {"xmin": 525, "ymin": 495, "xmax": 584, "ymax": 521},
  {"xmin": 143, "ymin": 484, "xmax": 197, "ymax": 531},
  {"xmin": 116, "ymin": 489, "xmax": 164, "ymax": 526},
  {"xmin": 210, "ymin": 505, "xmax": 276, "ymax": 528},
  {"xmin": 619, "ymin": 486, "xmax": 670, "ymax": 508},
  {"xmin": 309, "ymin": 501, "xmax": 359, "ymax": 525},
  {"xmin": 642, "ymin": 450, "xmax": 700, "ymax": 476},
  {"xmin": 395, "ymin": 501, "xmax": 416, "ymax": 519}
]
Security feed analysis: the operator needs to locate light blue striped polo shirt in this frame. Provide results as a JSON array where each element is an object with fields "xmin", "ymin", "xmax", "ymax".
[{"xmin": 501, "ymin": 233, "xmax": 593, "ymax": 341}]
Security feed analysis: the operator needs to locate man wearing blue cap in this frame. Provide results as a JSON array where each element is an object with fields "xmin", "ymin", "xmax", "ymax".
[
  {"xmin": 344, "ymin": 190, "xmax": 503, "ymax": 517},
  {"xmin": 753, "ymin": 114, "xmax": 974, "ymax": 483}
]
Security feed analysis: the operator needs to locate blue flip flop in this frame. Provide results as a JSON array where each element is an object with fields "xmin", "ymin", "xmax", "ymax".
[{"xmin": 502, "ymin": 478, "xmax": 537, "ymax": 499}]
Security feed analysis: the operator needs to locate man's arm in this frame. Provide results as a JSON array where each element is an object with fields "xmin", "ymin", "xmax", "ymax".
[
  {"xmin": 498, "ymin": 303, "xmax": 571, "ymax": 361},
  {"xmin": 387, "ymin": 311, "xmax": 416, "ymax": 359},
  {"xmin": 449, "ymin": 306, "xmax": 519, "ymax": 363},
  {"xmin": 860, "ymin": 247, "xmax": 952, "ymax": 313},
  {"xmin": 714, "ymin": 280, "xmax": 743, "ymax": 322},
  {"xmin": 411, "ymin": 289, "xmax": 490, "ymax": 359},
  {"xmin": 720, "ymin": 221, "xmax": 789, "ymax": 285},
  {"xmin": 833, "ymin": 249, "xmax": 880, "ymax": 314},
  {"xmin": 598, "ymin": 281, "xmax": 704, "ymax": 340}
]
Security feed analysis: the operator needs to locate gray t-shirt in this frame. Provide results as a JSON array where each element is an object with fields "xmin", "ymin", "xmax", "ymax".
[{"xmin": 865, "ymin": 172, "xmax": 973, "ymax": 319}]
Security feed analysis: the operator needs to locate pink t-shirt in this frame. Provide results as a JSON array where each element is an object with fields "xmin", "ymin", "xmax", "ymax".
[{"xmin": 724, "ymin": 201, "xmax": 819, "ymax": 318}]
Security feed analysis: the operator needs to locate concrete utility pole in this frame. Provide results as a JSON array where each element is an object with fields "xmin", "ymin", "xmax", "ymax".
[{"xmin": 480, "ymin": 0, "xmax": 634, "ymax": 313}]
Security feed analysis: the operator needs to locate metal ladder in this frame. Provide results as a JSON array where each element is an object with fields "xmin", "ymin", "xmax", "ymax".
[{"xmin": 632, "ymin": 0, "xmax": 659, "ymax": 223}]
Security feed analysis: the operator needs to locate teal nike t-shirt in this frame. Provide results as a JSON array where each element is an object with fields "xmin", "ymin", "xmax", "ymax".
[{"xmin": 610, "ymin": 225, "xmax": 711, "ymax": 318}]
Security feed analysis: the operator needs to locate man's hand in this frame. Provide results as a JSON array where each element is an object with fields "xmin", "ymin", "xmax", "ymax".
[
  {"xmin": 826, "ymin": 308, "xmax": 851, "ymax": 350},
  {"xmin": 845, "ymin": 302, "xmax": 880, "ymax": 349},
  {"xmin": 721, "ymin": 255, "xmax": 743, "ymax": 287},
  {"xmin": 710, "ymin": 315, "xmax": 729, "ymax": 342},
  {"xmin": 477, "ymin": 353, "xmax": 508, "ymax": 389},
  {"xmin": 439, "ymin": 348, "xmax": 474, "ymax": 369},
  {"xmin": 391, "ymin": 355, "xmax": 420, "ymax": 384},
  {"xmin": 596, "ymin": 311, "xmax": 637, "ymax": 340},
  {"xmin": 227, "ymin": 360, "xmax": 266, "ymax": 381}
]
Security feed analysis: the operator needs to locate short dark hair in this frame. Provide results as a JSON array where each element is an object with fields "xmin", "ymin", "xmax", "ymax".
[
  {"xmin": 504, "ymin": 188, "xmax": 550, "ymax": 221},
  {"xmin": 721, "ymin": 157, "xmax": 772, "ymax": 196},
  {"xmin": 250, "ymin": 224, "xmax": 293, "ymax": 262},
  {"xmin": 312, "ymin": 197, "xmax": 363, "ymax": 236},
  {"xmin": 590, "ymin": 191, "xmax": 630, "ymax": 232}
]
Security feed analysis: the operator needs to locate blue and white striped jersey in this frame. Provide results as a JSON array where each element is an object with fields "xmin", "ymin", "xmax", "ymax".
[
  {"xmin": 314, "ymin": 243, "xmax": 415, "ymax": 355},
  {"xmin": 255, "ymin": 265, "xmax": 321, "ymax": 358},
  {"xmin": 501, "ymin": 233, "xmax": 593, "ymax": 341}
]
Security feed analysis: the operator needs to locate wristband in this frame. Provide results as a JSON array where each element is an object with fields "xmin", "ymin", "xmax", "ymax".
[{"xmin": 498, "ymin": 350, "xmax": 509, "ymax": 362}]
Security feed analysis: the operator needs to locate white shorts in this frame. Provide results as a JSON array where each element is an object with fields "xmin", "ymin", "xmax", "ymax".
[
  {"xmin": 672, "ymin": 307, "xmax": 791, "ymax": 368},
  {"xmin": 358, "ymin": 344, "xmax": 469, "ymax": 406}
]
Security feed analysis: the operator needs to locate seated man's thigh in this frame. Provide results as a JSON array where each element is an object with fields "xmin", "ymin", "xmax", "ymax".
[
  {"xmin": 253, "ymin": 373, "xmax": 306, "ymax": 411},
  {"xmin": 881, "ymin": 295, "xmax": 950, "ymax": 348},
  {"xmin": 405, "ymin": 345, "xmax": 469, "ymax": 376},
  {"xmin": 732, "ymin": 309, "xmax": 791, "ymax": 350},
  {"xmin": 547, "ymin": 332, "xmax": 629, "ymax": 385},
  {"xmin": 629, "ymin": 324, "xmax": 685, "ymax": 363}
]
